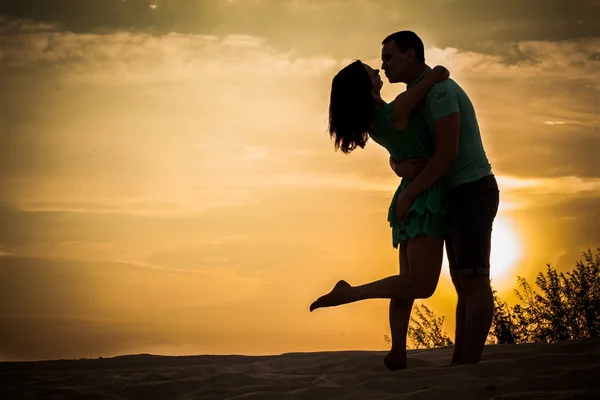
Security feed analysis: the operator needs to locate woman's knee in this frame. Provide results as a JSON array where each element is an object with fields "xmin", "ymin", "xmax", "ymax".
[
  {"xmin": 414, "ymin": 278, "xmax": 439, "ymax": 299},
  {"xmin": 407, "ymin": 237, "xmax": 444, "ymax": 273},
  {"xmin": 406, "ymin": 236, "xmax": 444, "ymax": 298}
]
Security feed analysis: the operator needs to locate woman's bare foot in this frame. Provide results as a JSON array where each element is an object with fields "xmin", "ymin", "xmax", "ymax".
[
  {"xmin": 309, "ymin": 280, "xmax": 354, "ymax": 312},
  {"xmin": 383, "ymin": 349, "xmax": 407, "ymax": 371}
]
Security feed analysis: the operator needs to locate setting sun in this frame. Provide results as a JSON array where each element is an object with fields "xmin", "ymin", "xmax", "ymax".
[{"xmin": 490, "ymin": 216, "xmax": 524, "ymax": 284}]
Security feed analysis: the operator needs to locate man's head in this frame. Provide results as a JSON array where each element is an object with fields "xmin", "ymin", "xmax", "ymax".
[{"xmin": 381, "ymin": 30, "xmax": 425, "ymax": 83}]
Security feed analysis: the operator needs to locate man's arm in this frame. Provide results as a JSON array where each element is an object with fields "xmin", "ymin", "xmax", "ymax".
[
  {"xmin": 403, "ymin": 113, "xmax": 459, "ymax": 199},
  {"xmin": 402, "ymin": 83, "xmax": 461, "ymax": 198}
]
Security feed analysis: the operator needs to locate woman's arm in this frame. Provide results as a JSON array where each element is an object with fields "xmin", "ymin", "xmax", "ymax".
[
  {"xmin": 393, "ymin": 65, "xmax": 449, "ymax": 130},
  {"xmin": 390, "ymin": 156, "xmax": 425, "ymax": 179}
]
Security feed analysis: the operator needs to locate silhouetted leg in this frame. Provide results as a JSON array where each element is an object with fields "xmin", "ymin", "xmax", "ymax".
[
  {"xmin": 446, "ymin": 175, "xmax": 499, "ymax": 364},
  {"xmin": 385, "ymin": 243, "xmax": 413, "ymax": 371},
  {"xmin": 447, "ymin": 240, "xmax": 466, "ymax": 365},
  {"xmin": 459, "ymin": 275, "xmax": 494, "ymax": 364},
  {"xmin": 310, "ymin": 235, "xmax": 443, "ymax": 312}
]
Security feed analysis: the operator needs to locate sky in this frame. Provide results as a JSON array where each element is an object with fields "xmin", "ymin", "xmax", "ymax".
[{"xmin": 1, "ymin": 0, "xmax": 599, "ymax": 361}]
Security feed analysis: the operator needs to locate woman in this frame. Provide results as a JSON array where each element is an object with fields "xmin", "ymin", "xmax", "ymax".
[{"xmin": 310, "ymin": 60, "xmax": 450, "ymax": 370}]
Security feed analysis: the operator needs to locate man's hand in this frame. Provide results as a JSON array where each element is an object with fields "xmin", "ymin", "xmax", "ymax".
[
  {"xmin": 389, "ymin": 157, "xmax": 425, "ymax": 180},
  {"xmin": 395, "ymin": 191, "xmax": 415, "ymax": 223}
]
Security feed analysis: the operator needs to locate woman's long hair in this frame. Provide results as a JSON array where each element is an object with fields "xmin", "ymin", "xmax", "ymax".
[{"xmin": 328, "ymin": 60, "xmax": 375, "ymax": 154}]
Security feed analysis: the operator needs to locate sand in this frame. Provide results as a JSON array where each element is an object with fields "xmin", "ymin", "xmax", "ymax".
[{"xmin": 2, "ymin": 338, "xmax": 600, "ymax": 400}]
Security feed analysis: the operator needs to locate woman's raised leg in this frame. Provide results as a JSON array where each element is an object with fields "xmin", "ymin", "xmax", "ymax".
[{"xmin": 309, "ymin": 235, "xmax": 444, "ymax": 309}]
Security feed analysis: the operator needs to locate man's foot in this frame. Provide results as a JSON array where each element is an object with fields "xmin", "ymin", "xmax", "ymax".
[
  {"xmin": 383, "ymin": 350, "xmax": 407, "ymax": 371},
  {"xmin": 309, "ymin": 280, "xmax": 354, "ymax": 312}
]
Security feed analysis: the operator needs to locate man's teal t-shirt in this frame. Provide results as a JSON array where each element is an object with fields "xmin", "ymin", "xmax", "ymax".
[{"xmin": 408, "ymin": 67, "xmax": 492, "ymax": 188}]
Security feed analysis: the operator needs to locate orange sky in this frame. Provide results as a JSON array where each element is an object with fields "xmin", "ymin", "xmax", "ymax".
[{"xmin": 1, "ymin": 0, "xmax": 599, "ymax": 361}]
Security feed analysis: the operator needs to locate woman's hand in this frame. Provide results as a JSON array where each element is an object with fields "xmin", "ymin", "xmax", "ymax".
[
  {"xmin": 432, "ymin": 65, "xmax": 450, "ymax": 82},
  {"xmin": 390, "ymin": 156, "xmax": 425, "ymax": 179},
  {"xmin": 395, "ymin": 190, "xmax": 416, "ymax": 224}
]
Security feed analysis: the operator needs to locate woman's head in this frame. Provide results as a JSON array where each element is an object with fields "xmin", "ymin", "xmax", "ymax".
[{"xmin": 328, "ymin": 60, "xmax": 382, "ymax": 154}]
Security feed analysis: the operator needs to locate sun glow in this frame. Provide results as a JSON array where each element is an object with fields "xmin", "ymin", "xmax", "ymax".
[{"xmin": 490, "ymin": 215, "xmax": 524, "ymax": 284}]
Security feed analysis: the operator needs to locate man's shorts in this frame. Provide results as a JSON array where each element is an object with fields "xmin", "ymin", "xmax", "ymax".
[{"xmin": 446, "ymin": 174, "xmax": 500, "ymax": 276}]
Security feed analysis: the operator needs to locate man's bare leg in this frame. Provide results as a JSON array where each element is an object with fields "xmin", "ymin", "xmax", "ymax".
[
  {"xmin": 457, "ymin": 274, "xmax": 494, "ymax": 364},
  {"xmin": 446, "ymin": 223, "xmax": 494, "ymax": 365},
  {"xmin": 450, "ymin": 268, "xmax": 467, "ymax": 365},
  {"xmin": 445, "ymin": 174, "xmax": 499, "ymax": 365}
]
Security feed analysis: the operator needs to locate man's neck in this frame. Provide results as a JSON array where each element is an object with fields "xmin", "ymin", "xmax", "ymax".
[{"xmin": 404, "ymin": 64, "xmax": 429, "ymax": 85}]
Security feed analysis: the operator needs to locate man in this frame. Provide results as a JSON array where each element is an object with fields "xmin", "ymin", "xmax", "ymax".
[{"xmin": 382, "ymin": 30, "xmax": 499, "ymax": 365}]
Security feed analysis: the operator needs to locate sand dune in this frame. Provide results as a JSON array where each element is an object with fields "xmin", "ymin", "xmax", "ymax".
[{"xmin": 2, "ymin": 338, "xmax": 600, "ymax": 399}]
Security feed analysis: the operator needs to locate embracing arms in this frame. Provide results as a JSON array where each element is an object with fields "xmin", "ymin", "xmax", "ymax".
[
  {"xmin": 394, "ymin": 111, "xmax": 460, "ymax": 222},
  {"xmin": 403, "ymin": 78, "xmax": 461, "ymax": 198},
  {"xmin": 402, "ymin": 112, "xmax": 460, "ymax": 199},
  {"xmin": 392, "ymin": 65, "xmax": 450, "ymax": 131},
  {"xmin": 389, "ymin": 66, "xmax": 450, "ymax": 179}
]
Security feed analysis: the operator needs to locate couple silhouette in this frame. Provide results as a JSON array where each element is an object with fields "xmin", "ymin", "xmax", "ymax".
[{"xmin": 310, "ymin": 30, "xmax": 500, "ymax": 371}]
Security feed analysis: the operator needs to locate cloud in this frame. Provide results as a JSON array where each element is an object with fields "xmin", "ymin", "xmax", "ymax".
[
  {"xmin": 0, "ymin": 317, "xmax": 152, "ymax": 361},
  {"xmin": 498, "ymin": 176, "xmax": 600, "ymax": 213},
  {"xmin": 0, "ymin": 30, "xmax": 343, "ymax": 217},
  {"xmin": 422, "ymin": 38, "xmax": 600, "ymax": 81},
  {"xmin": 240, "ymin": 146, "xmax": 277, "ymax": 161},
  {"xmin": 499, "ymin": 176, "xmax": 600, "ymax": 194},
  {"xmin": 2, "ymin": 29, "xmax": 599, "ymax": 218},
  {"xmin": 417, "ymin": 41, "xmax": 600, "ymax": 180},
  {"xmin": 3, "ymin": 1, "xmax": 599, "ymax": 56},
  {"xmin": 0, "ymin": 30, "xmax": 339, "ymax": 85},
  {"xmin": 0, "ymin": 14, "xmax": 58, "ymax": 34},
  {"xmin": 0, "ymin": 238, "xmax": 374, "ymax": 360},
  {"xmin": 0, "ymin": 253, "xmax": 264, "ymax": 327}
]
